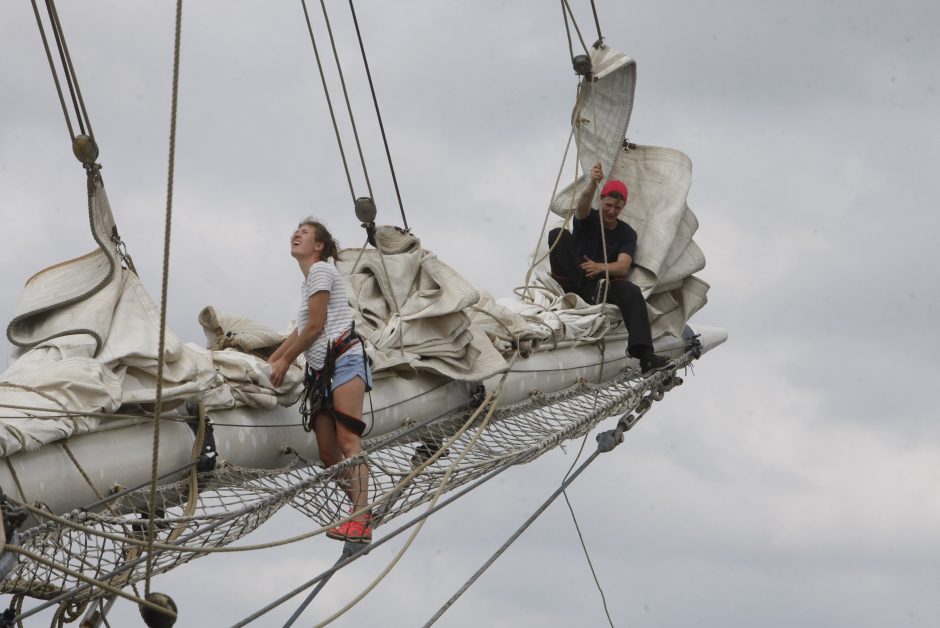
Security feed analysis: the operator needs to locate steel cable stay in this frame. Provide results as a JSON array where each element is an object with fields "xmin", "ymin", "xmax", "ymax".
[{"xmin": 422, "ymin": 414, "xmax": 638, "ymax": 628}]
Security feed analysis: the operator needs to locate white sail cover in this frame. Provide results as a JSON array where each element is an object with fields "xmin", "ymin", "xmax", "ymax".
[{"xmin": 547, "ymin": 45, "xmax": 709, "ymax": 338}]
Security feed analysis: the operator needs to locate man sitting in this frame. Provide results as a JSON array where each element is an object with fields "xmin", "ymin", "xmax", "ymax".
[{"xmin": 547, "ymin": 162, "xmax": 673, "ymax": 377}]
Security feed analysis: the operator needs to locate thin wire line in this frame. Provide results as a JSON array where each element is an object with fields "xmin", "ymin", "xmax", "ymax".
[{"xmin": 562, "ymin": 491, "xmax": 615, "ymax": 627}]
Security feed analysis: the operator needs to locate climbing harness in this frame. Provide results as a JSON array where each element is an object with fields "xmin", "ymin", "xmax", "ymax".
[{"xmin": 299, "ymin": 324, "xmax": 370, "ymax": 433}]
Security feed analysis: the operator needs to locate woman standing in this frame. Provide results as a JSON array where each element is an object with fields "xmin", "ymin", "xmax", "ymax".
[{"xmin": 268, "ymin": 218, "xmax": 373, "ymax": 543}]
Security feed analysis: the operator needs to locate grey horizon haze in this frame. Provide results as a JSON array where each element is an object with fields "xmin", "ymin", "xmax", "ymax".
[{"xmin": 1, "ymin": 1, "xmax": 938, "ymax": 626}]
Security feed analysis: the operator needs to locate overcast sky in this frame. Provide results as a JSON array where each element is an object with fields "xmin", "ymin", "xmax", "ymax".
[{"xmin": 1, "ymin": 1, "xmax": 938, "ymax": 626}]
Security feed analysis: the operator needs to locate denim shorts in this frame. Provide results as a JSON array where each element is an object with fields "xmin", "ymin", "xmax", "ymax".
[{"xmin": 332, "ymin": 350, "xmax": 373, "ymax": 392}]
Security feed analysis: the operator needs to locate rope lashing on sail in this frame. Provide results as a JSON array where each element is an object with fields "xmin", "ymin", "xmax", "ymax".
[
  {"xmin": 144, "ymin": 0, "xmax": 184, "ymax": 600},
  {"xmin": 0, "ymin": 402, "xmax": 197, "ymax": 424},
  {"xmin": 1, "ymin": 356, "xmax": 691, "ymax": 620}
]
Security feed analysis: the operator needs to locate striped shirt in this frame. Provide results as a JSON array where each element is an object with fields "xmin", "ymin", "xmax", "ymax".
[{"xmin": 297, "ymin": 261, "xmax": 353, "ymax": 370}]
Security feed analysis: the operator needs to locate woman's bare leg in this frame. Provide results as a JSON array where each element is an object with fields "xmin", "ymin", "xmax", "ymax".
[{"xmin": 331, "ymin": 377, "xmax": 370, "ymax": 521}]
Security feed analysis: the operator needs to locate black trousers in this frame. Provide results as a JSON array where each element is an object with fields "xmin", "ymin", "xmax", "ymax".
[{"xmin": 547, "ymin": 228, "xmax": 653, "ymax": 355}]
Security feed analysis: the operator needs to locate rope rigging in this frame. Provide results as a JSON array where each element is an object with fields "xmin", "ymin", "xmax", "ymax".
[
  {"xmin": 29, "ymin": 0, "xmax": 95, "ymax": 155},
  {"xmin": 560, "ymin": 0, "xmax": 591, "ymax": 59},
  {"xmin": 143, "ymin": 0, "xmax": 184, "ymax": 612},
  {"xmin": 560, "ymin": 416, "xmax": 616, "ymax": 627},
  {"xmin": 562, "ymin": 490, "xmax": 615, "ymax": 627},
  {"xmin": 315, "ymin": 0, "xmax": 375, "ymax": 201},
  {"xmin": 589, "ymin": 0, "xmax": 604, "ymax": 44},
  {"xmin": 347, "ymin": 0, "xmax": 409, "ymax": 231},
  {"xmin": 297, "ymin": 0, "xmax": 412, "ymax": 234}
]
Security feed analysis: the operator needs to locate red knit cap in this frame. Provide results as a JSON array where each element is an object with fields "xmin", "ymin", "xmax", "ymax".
[{"xmin": 600, "ymin": 179, "xmax": 628, "ymax": 201}]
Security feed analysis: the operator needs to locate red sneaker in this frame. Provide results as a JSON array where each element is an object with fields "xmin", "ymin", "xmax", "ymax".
[{"xmin": 326, "ymin": 518, "xmax": 372, "ymax": 543}]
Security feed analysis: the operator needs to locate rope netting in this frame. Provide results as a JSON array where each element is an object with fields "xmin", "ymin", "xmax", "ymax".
[{"xmin": 0, "ymin": 350, "xmax": 693, "ymax": 611}]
